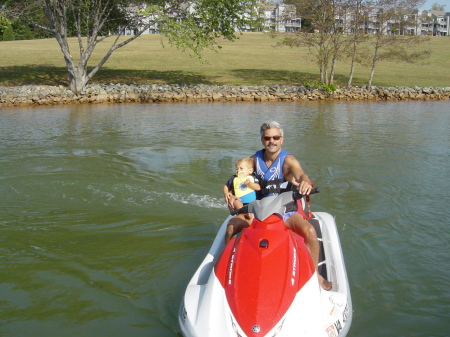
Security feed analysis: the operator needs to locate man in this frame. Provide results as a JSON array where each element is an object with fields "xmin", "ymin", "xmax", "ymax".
[{"xmin": 225, "ymin": 120, "xmax": 332, "ymax": 291}]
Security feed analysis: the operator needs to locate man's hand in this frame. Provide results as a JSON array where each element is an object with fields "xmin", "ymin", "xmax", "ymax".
[
  {"xmin": 291, "ymin": 179, "xmax": 313, "ymax": 195},
  {"xmin": 225, "ymin": 193, "xmax": 238, "ymax": 211}
]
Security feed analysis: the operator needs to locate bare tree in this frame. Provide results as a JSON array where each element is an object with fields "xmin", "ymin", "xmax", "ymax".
[
  {"xmin": 5, "ymin": 0, "xmax": 261, "ymax": 94},
  {"xmin": 281, "ymin": 0, "xmax": 351, "ymax": 85},
  {"xmin": 364, "ymin": 0, "xmax": 429, "ymax": 87},
  {"xmin": 328, "ymin": 1, "xmax": 355, "ymax": 84},
  {"xmin": 430, "ymin": 2, "xmax": 446, "ymax": 11},
  {"xmin": 345, "ymin": 0, "xmax": 371, "ymax": 86}
]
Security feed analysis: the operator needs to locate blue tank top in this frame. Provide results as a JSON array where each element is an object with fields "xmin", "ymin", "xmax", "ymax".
[{"xmin": 254, "ymin": 149, "xmax": 291, "ymax": 197}]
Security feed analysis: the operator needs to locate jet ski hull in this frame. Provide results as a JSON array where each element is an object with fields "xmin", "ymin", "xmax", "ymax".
[{"xmin": 179, "ymin": 209, "xmax": 352, "ymax": 337}]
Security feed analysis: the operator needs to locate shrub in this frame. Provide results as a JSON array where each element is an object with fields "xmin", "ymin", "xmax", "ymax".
[
  {"xmin": 3, "ymin": 25, "xmax": 15, "ymax": 41},
  {"xmin": 304, "ymin": 81, "xmax": 338, "ymax": 92},
  {"xmin": 325, "ymin": 83, "xmax": 338, "ymax": 92}
]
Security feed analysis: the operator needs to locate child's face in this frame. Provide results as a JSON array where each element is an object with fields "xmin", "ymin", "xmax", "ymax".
[{"xmin": 236, "ymin": 162, "xmax": 253, "ymax": 176}]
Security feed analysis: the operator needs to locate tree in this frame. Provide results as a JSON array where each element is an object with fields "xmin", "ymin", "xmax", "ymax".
[
  {"xmin": 11, "ymin": 19, "xmax": 35, "ymax": 40},
  {"xmin": 0, "ymin": 9, "xmax": 12, "ymax": 37},
  {"xmin": 2, "ymin": 24, "xmax": 14, "ymax": 40},
  {"xmin": 5, "ymin": 0, "xmax": 261, "ymax": 94},
  {"xmin": 281, "ymin": 0, "xmax": 351, "ymax": 85},
  {"xmin": 346, "ymin": 0, "xmax": 370, "ymax": 86},
  {"xmin": 364, "ymin": 0, "xmax": 429, "ymax": 87},
  {"xmin": 430, "ymin": 2, "xmax": 445, "ymax": 11},
  {"xmin": 1, "ymin": 0, "xmax": 54, "ymax": 39},
  {"xmin": 277, "ymin": 0, "xmax": 431, "ymax": 87}
]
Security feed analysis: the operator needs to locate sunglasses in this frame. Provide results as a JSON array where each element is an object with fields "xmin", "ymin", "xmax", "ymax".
[{"xmin": 263, "ymin": 136, "xmax": 282, "ymax": 141}]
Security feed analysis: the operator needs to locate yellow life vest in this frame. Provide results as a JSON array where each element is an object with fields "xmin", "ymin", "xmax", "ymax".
[{"xmin": 233, "ymin": 175, "xmax": 257, "ymax": 204}]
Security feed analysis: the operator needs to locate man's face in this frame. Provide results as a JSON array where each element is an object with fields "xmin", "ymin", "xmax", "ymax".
[{"xmin": 261, "ymin": 128, "xmax": 283, "ymax": 155}]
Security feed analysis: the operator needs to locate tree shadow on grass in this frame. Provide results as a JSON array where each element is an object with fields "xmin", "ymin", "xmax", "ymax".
[
  {"xmin": 0, "ymin": 65, "xmax": 215, "ymax": 87},
  {"xmin": 231, "ymin": 69, "xmax": 350, "ymax": 86},
  {"xmin": 94, "ymin": 67, "xmax": 215, "ymax": 85},
  {"xmin": 0, "ymin": 65, "xmax": 69, "ymax": 86},
  {"xmin": 0, "ymin": 65, "xmax": 358, "ymax": 87}
]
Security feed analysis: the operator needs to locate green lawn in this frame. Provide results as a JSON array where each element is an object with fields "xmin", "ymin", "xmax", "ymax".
[{"xmin": 0, "ymin": 33, "xmax": 449, "ymax": 87}]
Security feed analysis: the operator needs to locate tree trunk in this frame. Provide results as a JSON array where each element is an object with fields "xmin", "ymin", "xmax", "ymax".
[
  {"xmin": 68, "ymin": 67, "xmax": 89, "ymax": 94},
  {"xmin": 368, "ymin": 59, "xmax": 376, "ymax": 88},
  {"xmin": 55, "ymin": 37, "xmax": 89, "ymax": 94},
  {"xmin": 368, "ymin": 45, "xmax": 379, "ymax": 88},
  {"xmin": 319, "ymin": 61, "xmax": 326, "ymax": 83},
  {"xmin": 329, "ymin": 55, "xmax": 337, "ymax": 84},
  {"xmin": 347, "ymin": 40, "xmax": 357, "ymax": 87},
  {"xmin": 348, "ymin": 61, "xmax": 355, "ymax": 87}
]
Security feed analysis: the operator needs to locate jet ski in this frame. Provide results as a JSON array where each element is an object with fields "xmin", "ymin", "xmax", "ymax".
[{"xmin": 179, "ymin": 190, "xmax": 352, "ymax": 337}]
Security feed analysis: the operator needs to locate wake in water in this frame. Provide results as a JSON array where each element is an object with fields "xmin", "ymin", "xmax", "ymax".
[{"xmin": 165, "ymin": 192, "xmax": 226, "ymax": 209}]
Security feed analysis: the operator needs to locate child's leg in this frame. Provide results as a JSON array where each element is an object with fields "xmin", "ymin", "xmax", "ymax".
[{"xmin": 225, "ymin": 214, "xmax": 251, "ymax": 243}]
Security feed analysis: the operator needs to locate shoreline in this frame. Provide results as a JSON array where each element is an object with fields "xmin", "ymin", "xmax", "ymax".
[{"xmin": 1, "ymin": 84, "xmax": 449, "ymax": 107}]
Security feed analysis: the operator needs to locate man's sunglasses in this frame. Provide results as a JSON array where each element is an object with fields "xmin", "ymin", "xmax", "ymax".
[{"xmin": 263, "ymin": 136, "xmax": 282, "ymax": 141}]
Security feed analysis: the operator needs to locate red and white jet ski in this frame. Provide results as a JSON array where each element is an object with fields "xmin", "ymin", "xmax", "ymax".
[{"xmin": 179, "ymin": 190, "xmax": 352, "ymax": 337}]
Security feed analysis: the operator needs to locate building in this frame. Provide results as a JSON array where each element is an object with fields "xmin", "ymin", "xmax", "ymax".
[
  {"xmin": 262, "ymin": 3, "xmax": 301, "ymax": 32},
  {"xmin": 123, "ymin": 2, "xmax": 449, "ymax": 37},
  {"xmin": 333, "ymin": 6, "xmax": 449, "ymax": 36},
  {"xmin": 123, "ymin": 2, "xmax": 301, "ymax": 35},
  {"xmin": 423, "ymin": 10, "xmax": 450, "ymax": 36}
]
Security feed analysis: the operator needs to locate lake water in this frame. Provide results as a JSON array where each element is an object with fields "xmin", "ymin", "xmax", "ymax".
[{"xmin": 1, "ymin": 100, "xmax": 449, "ymax": 337}]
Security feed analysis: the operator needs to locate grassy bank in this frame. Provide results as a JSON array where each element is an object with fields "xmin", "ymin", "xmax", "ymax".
[{"xmin": 0, "ymin": 33, "xmax": 449, "ymax": 87}]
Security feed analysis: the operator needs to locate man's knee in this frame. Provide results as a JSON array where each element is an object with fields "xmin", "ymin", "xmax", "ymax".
[
  {"xmin": 304, "ymin": 223, "xmax": 318, "ymax": 241},
  {"xmin": 288, "ymin": 216, "xmax": 317, "ymax": 241}
]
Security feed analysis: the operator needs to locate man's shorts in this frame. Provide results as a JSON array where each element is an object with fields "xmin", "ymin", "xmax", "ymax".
[{"xmin": 283, "ymin": 211, "xmax": 296, "ymax": 222}]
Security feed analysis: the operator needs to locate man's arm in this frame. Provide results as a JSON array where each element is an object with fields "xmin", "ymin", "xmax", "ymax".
[{"xmin": 284, "ymin": 155, "xmax": 313, "ymax": 195}]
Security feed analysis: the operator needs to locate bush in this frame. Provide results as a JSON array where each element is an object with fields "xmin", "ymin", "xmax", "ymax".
[
  {"xmin": 3, "ymin": 25, "xmax": 15, "ymax": 41},
  {"xmin": 304, "ymin": 81, "xmax": 338, "ymax": 92},
  {"xmin": 325, "ymin": 83, "xmax": 338, "ymax": 92}
]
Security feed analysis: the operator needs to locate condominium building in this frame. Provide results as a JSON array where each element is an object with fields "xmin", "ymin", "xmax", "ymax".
[
  {"xmin": 123, "ymin": 2, "xmax": 448, "ymax": 37},
  {"xmin": 333, "ymin": 7, "xmax": 449, "ymax": 36},
  {"xmin": 425, "ymin": 10, "xmax": 450, "ymax": 36},
  {"xmin": 261, "ymin": 3, "xmax": 301, "ymax": 32},
  {"xmin": 124, "ymin": 2, "xmax": 301, "ymax": 34}
]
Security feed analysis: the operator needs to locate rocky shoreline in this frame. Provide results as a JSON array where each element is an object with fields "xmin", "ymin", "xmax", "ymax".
[{"xmin": 1, "ymin": 84, "xmax": 450, "ymax": 107}]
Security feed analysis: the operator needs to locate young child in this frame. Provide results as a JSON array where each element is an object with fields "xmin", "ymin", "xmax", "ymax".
[{"xmin": 223, "ymin": 157, "xmax": 260, "ymax": 211}]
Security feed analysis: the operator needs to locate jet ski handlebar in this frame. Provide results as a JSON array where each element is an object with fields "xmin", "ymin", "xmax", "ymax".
[
  {"xmin": 292, "ymin": 187, "xmax": 320, "ymax": 200},
  {"xmin": 230, "ymin": 188, "xmax": 320, "ymax": 217}
]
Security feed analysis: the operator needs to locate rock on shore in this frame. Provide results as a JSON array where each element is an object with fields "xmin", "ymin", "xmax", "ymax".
[{"xmin": 1, "ymin": 84, "xmax": 449, "ymax": 107}]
